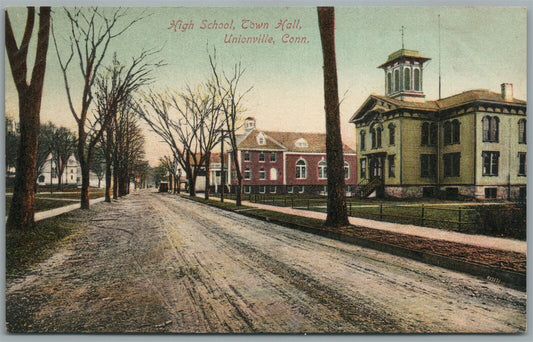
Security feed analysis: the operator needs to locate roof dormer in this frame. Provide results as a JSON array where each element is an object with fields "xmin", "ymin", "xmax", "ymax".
[
  {"xmin": 256, "ymin": 132, "xmax": 266, "ymax": 145},
  {"xmin": 295, "ymin": 138, "xmax": 308, "ymax": 148}
]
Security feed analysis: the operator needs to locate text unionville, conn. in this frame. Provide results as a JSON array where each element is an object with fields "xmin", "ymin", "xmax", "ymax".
[{"xmin": 167, "ymin": 18, "xmax": 308, "ymax": 44}]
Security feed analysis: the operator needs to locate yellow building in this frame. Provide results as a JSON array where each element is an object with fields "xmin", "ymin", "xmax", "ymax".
[{"xmin": 350, "ymin": 49, "xmax": 527, "ymax": 200}]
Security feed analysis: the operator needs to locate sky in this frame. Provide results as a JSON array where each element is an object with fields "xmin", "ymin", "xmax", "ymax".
[{"xmin": 3, "ymin": 3, "xmax": 528, "ymax": 167}]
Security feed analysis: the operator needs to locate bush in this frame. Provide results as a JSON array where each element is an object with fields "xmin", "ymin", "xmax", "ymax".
[{"xmin": 476, "ymin": 204, "xmax": 526, "ymax": 240}]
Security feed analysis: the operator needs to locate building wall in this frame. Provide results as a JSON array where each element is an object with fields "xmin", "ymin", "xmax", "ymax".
[{"xmin": 240, "ymin": 150, "xmax": 285, "ymax": 186}]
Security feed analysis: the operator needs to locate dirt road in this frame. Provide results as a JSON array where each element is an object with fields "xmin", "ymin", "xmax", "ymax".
[{"xmin": 5, "ymin": 190, "xmax": 526, "ymax": 333}]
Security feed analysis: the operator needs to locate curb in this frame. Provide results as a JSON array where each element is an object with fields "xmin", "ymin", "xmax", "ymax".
[{"xmin": 180, "ymin": 195, "xmax": 526, "ymax": 292}]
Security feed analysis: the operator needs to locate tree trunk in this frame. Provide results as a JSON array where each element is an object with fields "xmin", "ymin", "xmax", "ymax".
[
  {"xmin": 105, "ymin": 162, "xmax": 112, "ymax": 202},
  {"xmin": 204, "ymin": 153, "xmax": 211, "ymax": 200},
  {"xmin": 80, "ymin": 160, "xmax": 91, "ymax": 209},
  {"xmin": 6, "ymin": 98, "xmax": 39, "ymax": 230},
  {"xmin": 318, "ymin": 7, "xmax": 349, "ymax": 228},
  {"xmin": 5, "ymin": 7, "xmax": 51, "ymax": 230}
]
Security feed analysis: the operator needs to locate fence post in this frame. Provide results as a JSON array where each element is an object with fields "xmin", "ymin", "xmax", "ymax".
[
  {"xmin": 458, "ymin": 209, "xmax": 462, "ymax": 231},
  {"xmin": 421, "ymin": 204, "xmax": 425, "ymax": 226},
  {"xmin": 291, "ymin": 198, "xmax": 294, "ymax": 208},
  {"xmin": 349, "ymin": 202, "xmax": 352, "ymax": 216},
  {"xmin": 307, "ymin": 199, "xmax": 310, "ymax": 210},
  {"xmin": 380, "ymin": 203, "xmax": 383, "ymax": 220}
]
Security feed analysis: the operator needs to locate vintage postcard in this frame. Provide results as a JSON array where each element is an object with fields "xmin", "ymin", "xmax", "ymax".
[{"xmin": 3, "ymin": 4, "xmax": 527, "ymax": 335}]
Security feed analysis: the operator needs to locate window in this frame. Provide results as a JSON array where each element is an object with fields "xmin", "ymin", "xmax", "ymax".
[
  {"xmin": 244, "ymin": 185, "xmax": 251, "ymax": 194},
  {"xmin": 270, "ymin": 185, "xmax": 277, "ymax": 194},
  {"xmin": 259, "ymin": 168, "xmax": 266, "ymax": 180},
  {"xmin": 299, "ymin": 186, "xmax": 305, "ymax": 194},
  {"xmin": 404, "ymin": 67, "xmax": 411, "ymax": 90},
  {"xmin": 38, "ymin": 175, "xmax": 45, "ymax": 183},
  {"xmin": 482, "ymin": 151, "xmax": 499, "ymax": 176},
  {"xmin": 421, "ymin": 122, "xmax": 437, "ymax": 146},
  {"xmin": 518, "ymin": 119, "xmax": 526, "ymax": 144},
  {"xmin": 370, "ymin": 124, "xmax": 382, "ymax": 149},
  {"xmin": 482, "ymin": 116, "xmax": 499, "ymax": 142},
  {"xmin": 344, "ymin": 161, "xmax": 350, "ymax": 179},
  {"xmin": 360, "ymin": 158, "xmax": 367, "ymax": 179},
  {"xmin": 295, "ymin": 138, "xmax": 308, "ymax": 148},
  {"xmin": 388, "ymin": 155, "xmax": 395, "ymax": 178},
  {"xmin": 360, "ymin": 130, "xmax": 366, "ymax": 151},
  {"xmin": 518, "ymin": 152, "xmax": 526, "ymax": 176},
  {"xmin": 485, "ymin": 188, "xmax": 497, "ymax": 199},
  {"xmin": 259, "ymin": 152, "xmax": 265, "ymax": 162},
  {"xmin": 257, "ymin": 133, "xmax": 266, "ymax": 145},
  {"xmin": 270, "ymin": 168, "xmax": 278, "ymax": 181},
  {"xmin": 244, "ymin": 168, "xmax": 251, "ymax": 180},
  {"xmin": 321, "ymin": 185, "xmax": 327, "ymax": 195},
  {"xmin": 270, "ymin": 152, "xmax": 277, "ymax": 162},
  {"xmin": 420, "ymin": 154, "xmax": 437, "ymax": 177},
  {"xmin": 452, "ymin": 120, "xmax": 460, "ymax": 144},
  {"xmin": 443, "ymin": 153, "xmax": 461, "ymax": 177},
  {"xmin": 318, "ymin": 160, "xmax": 327, "ymax": 179},
  {"xmin": 394, "ymin": 68, "xmax": 400, "ymax": 92},
  {"xmin": 287, "ymin": 185, "xmax": 294, "ymax": 193},
  {"xmin": 414, "ymin": 68, "xmax": 420, "ymax": 91},
  {"xmin": 388, "ymin": 123, "xmax": 395, "ymax": 145},
  {"xmin": 296, "ymin": 159, "xmax": 307, "ymax": 179},
  {"xmin": 259, "ymin": 185, "xmax": 266, "ymax": 193},
  {"xmin": 387, "ymin": 72, "xmax": 392, "ymax": 94},
  {"xmin": 443, "ymin": 121, "xmax": 452, "ymax": 145},
  {"xmin": 244, "ymin": 151, "xmax": 251, "ymax": 161}
]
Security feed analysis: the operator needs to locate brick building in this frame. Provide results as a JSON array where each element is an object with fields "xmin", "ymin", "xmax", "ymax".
[{"xmin": 226, "ymin": 118, "xmax": 357, "ymax": 195}]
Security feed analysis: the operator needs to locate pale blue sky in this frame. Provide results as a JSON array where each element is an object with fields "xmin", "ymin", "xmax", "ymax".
[{"xmin": 4, "ymin": 3, "xmax": 528, "ymax": 165}]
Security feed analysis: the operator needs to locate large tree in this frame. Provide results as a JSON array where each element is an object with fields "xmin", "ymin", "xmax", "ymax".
[
  {"xmin": 52, "ymin": 7, "xmax": 146, "ymax": 209},
  {"xmin": 317, "ymin": 7, "xmax": 349, "ymax": 227},
  {"xmin": 50, "ymin": 126, "xmax": 77, "ymax": 190},
  {"xmin": 5, "ymin": 7, "xmax": 51, "ymax": 230}
]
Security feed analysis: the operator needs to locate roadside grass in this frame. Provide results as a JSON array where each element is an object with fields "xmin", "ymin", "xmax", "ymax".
[
  {"xmin": 6, "ymin": 191, "xmax": 105, "ymax": 215},
  {"xmin": 182, "ymin": 195, "xmax": 252, "ymax": 211},
  {"xmin": 6, "ymin": 211, "xmax": 88, "ymax": 278}
]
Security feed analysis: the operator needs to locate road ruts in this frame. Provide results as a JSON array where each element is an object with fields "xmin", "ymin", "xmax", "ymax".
[{"xmin": 5, "ymin": 190, "xmax": 526, "ymax": 333}]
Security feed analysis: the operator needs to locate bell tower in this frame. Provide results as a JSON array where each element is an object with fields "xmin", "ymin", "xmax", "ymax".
[{"xmin": 379, "ymin": 48, "xmax": 431, "ymax": 102}]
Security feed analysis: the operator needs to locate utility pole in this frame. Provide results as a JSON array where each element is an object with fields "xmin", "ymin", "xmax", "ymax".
[{"xmin": 217, "ymin": 129, "xmax": 230, "ymax": 202}]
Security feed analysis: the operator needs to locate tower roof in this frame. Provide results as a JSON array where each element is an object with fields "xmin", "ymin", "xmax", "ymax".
[{"xmin": 378, "ymin": 48, "xmax": 431, "ymax": 69}]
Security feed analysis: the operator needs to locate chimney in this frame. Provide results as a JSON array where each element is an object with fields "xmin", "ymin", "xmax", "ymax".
[{"xmin": 501, "ymin": 83, "xmax": 513, "ymax": 101}]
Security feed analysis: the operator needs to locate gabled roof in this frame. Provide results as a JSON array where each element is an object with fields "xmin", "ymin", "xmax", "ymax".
[
  {"xmin": 238, "ymin": 129, "xmax": 355, "ymax": 154},
  {"xmin": 350, "ymin": 89, "xmax": 526, "ymax": 124}
]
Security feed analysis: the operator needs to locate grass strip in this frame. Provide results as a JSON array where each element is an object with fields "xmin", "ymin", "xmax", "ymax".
[{"xmin": 6, "ymin": 211, "xmax": 88, "ymax": 278}]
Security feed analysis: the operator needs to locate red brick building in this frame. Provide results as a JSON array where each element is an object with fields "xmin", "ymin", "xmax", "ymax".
[{"xmin": 226, "ymin": 118, "xmax": 357, "ymax": 195}]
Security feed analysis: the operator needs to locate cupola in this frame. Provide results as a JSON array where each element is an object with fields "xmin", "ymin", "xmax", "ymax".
[{"xmin": 379, "ymin": 48, "xmax": 430, "ymax": 102}]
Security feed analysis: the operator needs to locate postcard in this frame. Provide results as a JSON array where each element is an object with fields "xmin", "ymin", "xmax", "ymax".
[{"xmin": 4, "ymin": 5, "xmax": 527, "ymax": 335}]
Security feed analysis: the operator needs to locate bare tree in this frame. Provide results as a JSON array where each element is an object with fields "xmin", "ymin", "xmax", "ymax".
[
  {"xmin": 92, "ymin": 141, "xmax": 107, "ymax": 189},
  {"xmin": 208, "ymin": 49, "xmax": 251, "ymax": 206},
  {"xmin": 5, "ymin": 6, "xmax": 51, "ymax": 230},
  {"xmin": 136, "ymin": 85, "xmax": 220, "ymax": 197},
  {"xmin": 52, "ymin": 7, "xmax": 147, "ymax": 209},
  {"xmin": 159, "ymin": 155, "xmax": 176, "ymax": 193},
  {"xmin": 318, "ymin": 7, "xmax": 349, "ymax": 227}
]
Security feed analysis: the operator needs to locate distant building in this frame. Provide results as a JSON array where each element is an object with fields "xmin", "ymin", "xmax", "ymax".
[
  {"xmin": 349, "ymin": 48, "xmax": 527, "ymax": 200},
  {"xmin": 226, "ymin": 118, "xmax": 358, "ymax": 195},
  {"xmin": 37, "ymin": 154, "xmax": 103, "ymax": 188}
]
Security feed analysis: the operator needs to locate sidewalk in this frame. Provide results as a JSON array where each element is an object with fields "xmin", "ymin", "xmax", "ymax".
[
  {"xmin": 211, "ymin": 197, "xmax": 526, "ymax": 255},
  {"xmin": 34, "ymin": 197, "xmax": 106, "ymax": 222}
]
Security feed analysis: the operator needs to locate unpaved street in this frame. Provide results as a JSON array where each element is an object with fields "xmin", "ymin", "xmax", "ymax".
[{"xmin": 6, "ymin": 190, "xmax": 526, "ymax": 333}]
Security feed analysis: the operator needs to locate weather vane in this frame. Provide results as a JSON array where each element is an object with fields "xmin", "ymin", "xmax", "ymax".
[{"xmin": 400, "ymin": 25, "xmax": 406, "ymax": 49}]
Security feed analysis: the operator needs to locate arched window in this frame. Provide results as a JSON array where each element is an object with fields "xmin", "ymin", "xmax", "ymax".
[
  {"xmin": 387, "ymin": 72, "xmax": 392, "ymax": 94},
  {"xmin": 394, "ymin": 69, "xmax": 400, "ymax": 92},
  {"xmin": 318, "ymin": 160, "xmax": 327, "ymax": 179},
  {"xmin": 344, "ymin": 161, "xmax": 350, "ymax": 179},
  {"xmin": 414, "ymin": 68, "xmax": 420, "ymax": 91},
  {"xmin": 404, "ymin": 67, "xmax": 411, "ymax": 90},
  {"xmin": 295, "ymin": 138, "xmax": 308, "ymax": 148},
  {"xmin": 370, "ymin": 124, "xmax": 382, "ymax": 149},
  {"xmin": 270, "ymin": 168, "xmax": 278, "ymax": 180},
  {"xmin": 296, "ymin": 159, "xmax": 307, "ymax": 179},
  {"xmin": 452, "ymin": 119, "xmax": 460, "ymax": 144},
  {"xmin": 257, "ymin": 132, "xmax": 266, "ymax": 145},
  {"xmin": 483, "ymin": 116, "xmax": 499, "ymax": 142},
  {"xmin": 359, "ymin": 130, "xmax": 366, "ymax": 151},
  {"xmin": 443, "ymin": 121, "xmax": 452, "ymax": 145},
  {"xmin": 518, "ymin": 119, "xmax": 526, "ymax": 144},
  {"xmin": 388, "ymin": 123, "xmax": 396, "ymax": 145}
]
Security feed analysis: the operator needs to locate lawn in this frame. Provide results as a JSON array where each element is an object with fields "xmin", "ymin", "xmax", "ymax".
[
  {"xmin": 6, "ymin": 211, "xmax": 88, "ymax": 278},
  {"xmin": 5, "ymin": 190, "xmax": 105, "ymax": 215}
]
